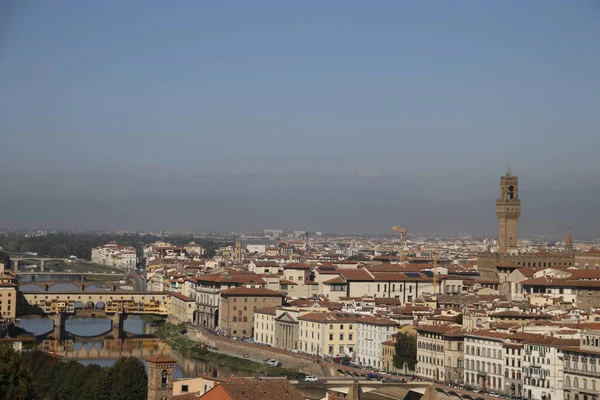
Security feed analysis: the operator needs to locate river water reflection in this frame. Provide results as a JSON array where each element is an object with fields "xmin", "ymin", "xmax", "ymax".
[{"xmin": 19, "ymin": 315, "xmax": 254, "ymax": 379}]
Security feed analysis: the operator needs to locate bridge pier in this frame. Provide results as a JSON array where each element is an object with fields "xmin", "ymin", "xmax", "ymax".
[
  {"xmin": 40, "ymin": 259, "xmax": 45, "ymax": 271},
  {"xmin": 12, "ymin": 258, "xmax": 19, "ymax": 272},
  {"xmin": 110, "ymin": 312, "xmax": 126, "ymax": 340},
  {"xmin": 52, "ymin": 312, "xmax": 67, "ymax": 341},
  {"xmin": 111, "ymin": 312, "xmax": 125, "ymax": 329}
]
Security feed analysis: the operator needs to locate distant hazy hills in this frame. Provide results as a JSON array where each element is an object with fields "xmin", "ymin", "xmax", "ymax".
[{"xmin": 1, "ymin": 186, "xmax": 598, "ymax": 238}]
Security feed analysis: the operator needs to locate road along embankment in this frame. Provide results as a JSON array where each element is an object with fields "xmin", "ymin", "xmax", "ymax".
[{"xmin": 187, "ymin": 327, "xmax": 338, "ymax": 377}]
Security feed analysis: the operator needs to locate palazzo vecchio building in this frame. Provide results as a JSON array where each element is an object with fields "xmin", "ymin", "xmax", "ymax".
[{"xmin": 477, "ymin": 167, "xmax": 574, "ymax": 281}]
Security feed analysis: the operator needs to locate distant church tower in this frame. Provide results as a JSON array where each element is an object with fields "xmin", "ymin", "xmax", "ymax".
[
  {"xmin": 565, "ymin": 228, "xmax": 574, "ymax": 256},
  {"xmin": 496, "ymin": 165, "xmax": 521, "ymax": 255},
  {"xmin": 147, "ymin": 354, "xmax": 176, "ymax": 400}
]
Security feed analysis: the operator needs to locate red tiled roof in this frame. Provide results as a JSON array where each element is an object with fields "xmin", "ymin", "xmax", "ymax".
[
  {"xmin": 169, "ymin": 292, "xmax": 194, "ymax": 302},
  {"xmin": 147, "ymin": 354, "xmax": 177, "ymax": 363},
  {"xmin": 283, "ymin": 263, "xmax": 311, "ymax": 270},
  {"xmin": 220, "ymin": 286, "xmax": 284, "ymax": 297},
  {"xmin": 255, "ymin": 306, "xmax": 277, "ymax": 316}
]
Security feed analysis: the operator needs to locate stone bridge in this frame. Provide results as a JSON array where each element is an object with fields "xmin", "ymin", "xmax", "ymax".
[
  {"xmin": 44, "ymin": 311, "xmax": 128, "ymax": 341},
  {"xmin": 11, "ymin": 257, "xmax": 83, "ymax": 272}
]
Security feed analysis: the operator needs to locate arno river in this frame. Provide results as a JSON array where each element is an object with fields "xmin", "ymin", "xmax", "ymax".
[{"xmin": 18, "ymin": 314, "xmax": 250, "ymax": 380}]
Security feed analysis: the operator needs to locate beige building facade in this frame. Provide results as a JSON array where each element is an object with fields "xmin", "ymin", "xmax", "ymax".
[
  {"xmin": 218, "ymin": 287, "xmax": 284, "ymax": 337},
  {"xmin": 0, "ymin": 283, "xmax": 17, "ymax": 320}
]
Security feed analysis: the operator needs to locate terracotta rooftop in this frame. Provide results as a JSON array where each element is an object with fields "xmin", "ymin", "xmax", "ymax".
[
  {"xmin": 255, "ymin": 306, "xmax": 277, "ymax": 316},
  {"xmin": 169, "ymin": 292, "xmax": 194, "ymax": 302},
  {"xmin": 147, "ymin": 354, "xmax": 177, "ymax": 363},
  {"xmin": 283, "ymin": 263, "xmax": 311, "ymax": 270},
  {"xmin": 220, "ymin": 286, "xmax": 284, "ymax": 296},
  {"xmin": 298, "ymin": 311, "xmax": 363, "ymax": 323},
  {"xmin": 218, "ymin": 380, "xmax": 304, "ymax": 400}
]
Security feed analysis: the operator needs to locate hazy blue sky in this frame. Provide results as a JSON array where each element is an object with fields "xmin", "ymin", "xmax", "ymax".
[{"xmin": 1, "ymin": 1, "xmax": 599, "ymax": 234}]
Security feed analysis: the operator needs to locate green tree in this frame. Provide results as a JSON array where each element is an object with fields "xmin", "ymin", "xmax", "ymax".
[
  {"xmin": 0, "ymin": 251, "xmax": 10, "ymax": 270},
  {"xmin": 7, "ymin": 241, "xmax": 21, "ymax": 252},
  {"xmin": 0, "ymin": 343, "xmax": 35, "ymax": 400},
  {"xmin": 453, "ymin": 314, "xmax": 463, "ymax": 325},
  {"xmin": 103, "ymin": 357, "xmax": 147, "ymax": 400},
  {"xmin": 393, "ymin": 332, "xmax": 417, "ymax": 370},
  {"xmin": 347, "ymin": 254, "xmax": 370, "ymax": 261}
]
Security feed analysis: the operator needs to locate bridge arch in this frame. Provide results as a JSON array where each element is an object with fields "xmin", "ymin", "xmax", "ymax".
[
  {"xmin": 84, "ymin": 284, "xmax": 111, "ymax": 292},
  {"xmin": 19, "ymin": 283, "xmax": 44, "ymax": 292},
  {"xmin": 75, "ymin": 301, "xmax": 84, "ymax": 310},
  {"xmin": 96, "ymin": 301, "xmax": 105, "ymax": 310},
  {"xmin": 48, "ymin": 282, "xmax": 80, "ymax": 292}
]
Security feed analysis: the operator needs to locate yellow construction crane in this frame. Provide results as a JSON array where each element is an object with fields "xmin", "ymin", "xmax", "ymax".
[
  {"xmin": 390, "ymin": 226, "xmax": 407, "ymax": 263},
  {"xmin": 432, "ymin": 252, "xmax": 439, "ymax": 295}
]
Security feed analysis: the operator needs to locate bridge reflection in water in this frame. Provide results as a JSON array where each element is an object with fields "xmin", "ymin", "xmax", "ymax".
[{"xmin": 19, "ymin": 316, "xmax": 253, "ymax": 380}]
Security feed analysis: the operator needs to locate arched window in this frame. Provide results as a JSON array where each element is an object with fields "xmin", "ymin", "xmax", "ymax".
[
  {"xmin": 593, "ymin": 380, "xmax": 597, "ymax": 391},
  {"xmin": 583, "ymin": 378, "xmax": 588, "ymax": 390},
  {"xmin": 566, "ymin": 376, "xmax": 571, "ymax": 388},
  {"xmin": 233, "ymin": 306, "xmax": 237, "ymax": 311},
  {"xmin": 574, "ymin": 378, "xmax": 579, "ymax": 388},
  {"xmin": 243, "ymin": 316, "xmax": 248, "ymax": 322},
  {"xmin": 232, "ymin": 316, "xmax": 237, "ymax": 322},
  {"xmin": 161, "ymin": 370, "xmax": 168, "ymax": 389},
  {"xmin": 476, "ymin": 319, "xmax": 483, "ymax": 327},
  {"xmin": 585, "ymin": 264, "xmax": 590, "ymax": 270},
  {"xmin": 242, "ymin": 330, "xmax": 247, "ymax": 335}
]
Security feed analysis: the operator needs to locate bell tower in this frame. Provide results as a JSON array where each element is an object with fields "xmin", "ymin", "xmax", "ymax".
[
  {"xmin": 147, "ymin": 354, "xmax": 176, "ymax": 400},
  {"xmin": 565, "ymin": 228, "xmax": 574, "ymax": 256},
  {"xmin": 496, "ymin": 165, "xmax": 520, "ymax": 255}
]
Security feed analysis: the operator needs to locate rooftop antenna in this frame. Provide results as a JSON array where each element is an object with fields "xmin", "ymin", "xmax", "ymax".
[{"xmin": 506, "ymin": 162, "xmax": 513, "ymax": 177}]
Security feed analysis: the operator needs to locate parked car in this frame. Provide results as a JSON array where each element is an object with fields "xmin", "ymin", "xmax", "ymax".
[
  {"xmin": 304, "ymin": 376, "xmax": 319, "ymax": 382},
  {"xmin": 264, "ymin": 359, "xmax": 280, "ymax": 367},
  {"xmin": 367, "ymin": 373, "xmax": 383, "ymax": 381}
]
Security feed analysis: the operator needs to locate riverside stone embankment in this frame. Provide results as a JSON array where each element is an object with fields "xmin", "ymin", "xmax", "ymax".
[{"xmin": 186, "ymin": 327, "xmax": 339, "ymax": 377}]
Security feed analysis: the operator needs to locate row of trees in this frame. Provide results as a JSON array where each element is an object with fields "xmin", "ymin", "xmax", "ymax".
[
  {"xmin": 0, "ymin": 233, "xmax": 229, "ymax": 262},
  {"xmin": 0, "ymin": 343, "xmax": 148, "ymax": 400}
]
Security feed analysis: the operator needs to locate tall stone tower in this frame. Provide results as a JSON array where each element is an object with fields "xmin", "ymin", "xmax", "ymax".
[
  {"xmin": 565, "ymin": 228, "xmax": 574, "ymax": 256},
  {"xmin": 496, "ymin": 165, "xmax": 521, "ymax": 255},
  {"xmin": 147, "ymin": 354, "xmax": 176, "ymax": 400}
]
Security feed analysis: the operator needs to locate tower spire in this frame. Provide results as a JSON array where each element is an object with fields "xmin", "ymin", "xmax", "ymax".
[{"xmin": 506, "ymin": 162, "xmax": 513, "ymax": 177}]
